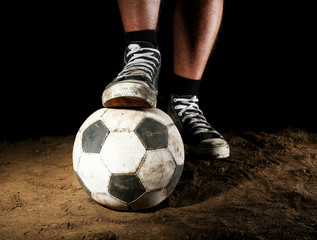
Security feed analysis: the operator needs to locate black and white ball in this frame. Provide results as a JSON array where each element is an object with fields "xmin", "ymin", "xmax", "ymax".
[{"xmin": 73, "ymin": 108, "xmax": 184, "ymax": 211}]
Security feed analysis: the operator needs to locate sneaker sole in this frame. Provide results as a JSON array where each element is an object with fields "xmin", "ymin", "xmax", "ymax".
[
  {"xmin": 185, "ymin": 143, "xmax": 230, "ymax": 159},
  {"xmin": 102, "ymin": 81, "xmax": 157, "ymax": 108}
]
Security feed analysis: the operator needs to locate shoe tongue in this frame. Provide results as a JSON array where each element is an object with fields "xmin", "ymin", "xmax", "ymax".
[
  {"xmin": 178, "ymin": 94, "xmax": 196, "ymax": 99},
  {"xmin": 128, "ymin": 41, "xmax": 155, "ymax": 49},
  {"xmin": 174, "ymin": 95, "xmax": 199, "ymax": 104},
  {"xmin": 172, "ymin": 94, "xmax": 197, "ymax": 99}
]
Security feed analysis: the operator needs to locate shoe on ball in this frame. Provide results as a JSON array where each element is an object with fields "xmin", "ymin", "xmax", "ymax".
[
  {"xmin": 102, "ymin": 41, "xmax": 161, "ymax": 108},
  {"xmin": 168, "ymin": 94, "xmax": 230, "ymax": 159}
]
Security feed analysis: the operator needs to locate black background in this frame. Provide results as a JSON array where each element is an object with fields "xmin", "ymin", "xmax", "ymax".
[{"xmin": 2, "ymin": 1, "xmax": 315, "ymax": 141}]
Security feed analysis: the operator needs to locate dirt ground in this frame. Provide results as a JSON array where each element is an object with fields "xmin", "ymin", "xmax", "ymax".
[{"xmin": 0, "ymin": 128, "xmax": 317, "ymax": 239}]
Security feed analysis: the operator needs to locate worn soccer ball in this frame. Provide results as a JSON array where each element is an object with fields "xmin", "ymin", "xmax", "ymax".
[{"xmin": 73, "ymin": 108, "xmax": 184, "ymax": 211}]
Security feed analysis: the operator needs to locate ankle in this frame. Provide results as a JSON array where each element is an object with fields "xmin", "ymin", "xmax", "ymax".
[
  {"xmin": 125, "ymin": 29, "xmax": 158, "ymax": 47},
  {"xmin": 170, "ymin": 74, "xmax": 201, "ymax": 96}
]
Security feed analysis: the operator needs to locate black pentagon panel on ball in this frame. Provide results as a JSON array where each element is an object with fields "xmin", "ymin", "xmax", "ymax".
[
  {"xmin": 109, "ymin": 173, "xmax": 146, "ymax": 203},
  {"xmin": 166, "ymin": 164, "xmax": 184, "ymax": 196},
  {"xmin": 135, "ymin": 118, "xmax": 168, "ymax": 150},
  {"xmin": 82, "ymin": 120, "xmax": 109, "ymax": 153}
]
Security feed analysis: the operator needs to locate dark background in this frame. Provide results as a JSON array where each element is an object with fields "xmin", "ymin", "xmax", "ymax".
[{"xmin": 2, "ymin": 1, "xmax": 315, "ymax": 141}]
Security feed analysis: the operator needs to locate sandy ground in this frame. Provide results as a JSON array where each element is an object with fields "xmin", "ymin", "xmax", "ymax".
[{"xmin": 0, "ymin": 128, "xmax": 317, "ymax": 239}]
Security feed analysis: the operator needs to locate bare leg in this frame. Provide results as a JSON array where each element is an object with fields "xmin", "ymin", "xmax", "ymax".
[
  {"xmin": 173, "ymin": 0, "xmax": 223, "ymax": 80},
  {"xmin": 117, "ymin": 0, "xmax": 161, "ymax": 32}
]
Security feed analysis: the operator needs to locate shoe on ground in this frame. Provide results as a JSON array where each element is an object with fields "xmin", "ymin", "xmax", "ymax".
[
  {"xmin": 102, "ymin": 41, "xmax": 161, "ymax": 108},
  {"xmin": 168, "ymin": 94, "xmax": 230, "ymax": 159}
]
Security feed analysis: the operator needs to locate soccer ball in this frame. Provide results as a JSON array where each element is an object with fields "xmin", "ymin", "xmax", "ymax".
[{"xmin": 73, "ymin": 108, "xmax": 184, "ymax": 211}]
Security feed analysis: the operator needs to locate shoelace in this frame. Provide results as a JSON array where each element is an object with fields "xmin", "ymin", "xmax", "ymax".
[
  {"xmin": 173, "ymin": 96, "xmax": 218, "ymax": 135},
  {"xmin": 117, "ymin": 44, "xmax": 160, "ymax": 81}
]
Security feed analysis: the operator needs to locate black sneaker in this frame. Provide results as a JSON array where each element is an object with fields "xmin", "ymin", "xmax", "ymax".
[
  {"xmin": 102, "ymin": 41, "xmax": 161, "ymax": 108},
  {"xmin": 168, "ymin": 94, "xmax": 230, "ymax": 159}
]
